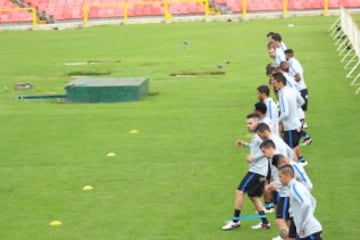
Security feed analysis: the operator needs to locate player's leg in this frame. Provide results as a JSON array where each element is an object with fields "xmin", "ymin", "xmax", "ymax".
[
  {"xmin": 250, "ymin": 197, "xmax": 271, "ymax": 229},
  {"xmin": 288, "ymin": 218, "xmax": 297, "ymax": 240},
  {"xmin": 299, "ymin": 231, "xmax": 322, "ymax": 240},
  {"xmin": 273, "ymin": 197, "xmax": 290, "ymax": 240},
  {"xmin": 248, "ymin": 175, "xmax": 270, "ymax": 230},
  {"xmin": 263, "ymin": 182, "xmax": 274, "ymax": 213},
  {"xmin": 222, "ymin": 172, "xmax": 254, "ymax": 230}
]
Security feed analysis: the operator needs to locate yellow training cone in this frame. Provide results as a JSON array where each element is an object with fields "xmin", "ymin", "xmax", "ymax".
[
  {"xmin": 82, "ymin": 185, "xmax": 94, "ymax": 191},
  {"xmin": 129, "ymin": 129, "xmax": 139, "ymax": 134},
  {"xmin": 106, "ymin": 152, "xmax": 116, "ymax": 157},
  {"xmin": 49, "ymin": 220, "xmax": 62, "ymax": 227}
]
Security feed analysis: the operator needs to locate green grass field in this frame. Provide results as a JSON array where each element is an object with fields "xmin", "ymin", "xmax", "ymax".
[{"xmin": 0, "ymin": 16, "xmax": 359, "ymax": 239}]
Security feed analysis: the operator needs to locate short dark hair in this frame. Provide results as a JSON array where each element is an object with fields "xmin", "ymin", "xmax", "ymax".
[
  {"xmin": 246, "ymin": 112, "xmax": 259, "ymax": 119},
  {"xmin": 257, "ymin": 85, "xmax": 270, "ymax": 96},
  {"xmin": 254, "ymin": 102, "xmax": 267, "ymax": 114},
  {"xmin": 266, "ymin": 63, "xmax": 277, "ymax": 76},
  {"xmin": 273, "ymin": 72, "xmax": 287, "ymax": 85},
  {"xmin": 260, "ymin": 139, "xmax": 275, "ymax": 149},
  {"xmin": 279, "ymin": 164, "xmax": 294, "ymax": 178},
  {"xmin": 284, "ymin": 49, "xmax": 294, "ymax": 55},
  {"xmin": 271, "ymin": 33, "xmax": 282, "ymax": 42},
  {"xmin": 266, "ymin": 31, "xmax": 275, "ymax": 38},
  {"xmin": 272, "ymin": 154, "xmax": 286, "ymax": 167},
  {"xmin": 255, "ymin": 122, "xmax": 270, "ymax": 133}
]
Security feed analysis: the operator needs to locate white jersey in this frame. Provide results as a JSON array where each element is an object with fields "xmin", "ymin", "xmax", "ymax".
[
  {"xmin": 280, "ymin": 41, "xmax": 287, "ymax": 52},
  {"xmin": 278, "ymin": 86, "xmax": 304, "ymax": 131},
  {"xmin": 288, "ymin": 179, "xmax": 322, "ymax": 238},
  {"xmin": 290, "ymin": 161, "xmax": 313, "ymax": 192},
  {"xmin": 274, "ymin": 48, "xmax": 286, "ymax": 66},
  {"xmin": 283, "ymin": 72, "xmax": 297, "ymax": 88},
  {"xmin": 263, "ymin": 97, "xmax": 279, "ymax": 136},
  {"xmin": 248, "ymin": 134, "xmax": 269, "ymax": 177},
  {"xmin": 288, "ymin": 57, "xmax": 307, "ymax": 91},
  {"xmin": 283, "ymin": 74, "xmax": 306, "ymax": 121},
  {"xmin": 269, "ymin": 134, "xmax": 295, "ymax": 161}
]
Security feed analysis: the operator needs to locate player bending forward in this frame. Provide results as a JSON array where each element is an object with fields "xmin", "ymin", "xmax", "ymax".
[{"xmin": 278, "ymin": 165, "xmax": 323, "ymax": 240}]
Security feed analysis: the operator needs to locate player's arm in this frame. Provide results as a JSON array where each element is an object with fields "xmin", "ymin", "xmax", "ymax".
[
  {"xmin": 292, "ymin": 185, "xmax": 312, "ymax": 231},
  {"xmin": 294, "ymin": 73, "xmax": 301, "ymax": 82},
  {"xmin": 278, "ymin": 93, "xmax": 289, "ymax": 122},
  {"xmin": 235, "ymin": 140, "xmax": 250, "ymax": 148},
  {"xmin": 296, "ymin": 91, "xmax": 305, "ymax": 107}
]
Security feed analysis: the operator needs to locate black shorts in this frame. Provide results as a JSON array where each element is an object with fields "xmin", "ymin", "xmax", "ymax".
[
  {"xmin": 272, "ymin": 191, "xmax": 280, "ymax": 205},
  {"xmin": 276, "ymin": 197, "xmax": 290, "ymax": 219},
  {"xmin": 300, "ymin": 89, "xmax": 308, "ymax": 111},
  {"xmin": 300, "ymin": 231, "xmax": 323, "ymax": 240},
  {"xmin": 288, "ymin": 218, "xmax": 297, "ymax": 238},
  {"xmin": 238, "ymin": 172, "xmax": 266, "ymax": 197},
  {"xmin": 283, "ymin": 130, "xmax": 300, "ymax": 148}
]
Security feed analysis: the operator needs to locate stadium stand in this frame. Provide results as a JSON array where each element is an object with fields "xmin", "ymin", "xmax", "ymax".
[
  {"xmin": 0, "ymin": 0, "xmax": 360, "ymax": 24},
  {"xmin": 0, "ymin": 0, "xmax": 32, "ymax": 23}
]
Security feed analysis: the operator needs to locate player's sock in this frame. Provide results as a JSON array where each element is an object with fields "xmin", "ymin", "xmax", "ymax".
[
  {"xmin": 258, "ymin": 210, "xmax": 269, "ymax": 224},
  {"xmin": 298, "ymin": 156, "xmax": 305, "ymax": 163},
  {"xmin": 233, "ymin": 209, "xmax": 241, "ymax": 222},
  {"xmin": 265, "ymin": 201, "xmax": 274, "ymax": 209},
  {"xmin": 300, "ymin": 131, "xmax": 310, "ymax": 139}
]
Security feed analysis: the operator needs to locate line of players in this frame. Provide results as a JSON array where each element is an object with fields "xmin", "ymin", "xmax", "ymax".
[{"xmin": 221, "ymin": 32, "xmax": 323, "ymax": 240}]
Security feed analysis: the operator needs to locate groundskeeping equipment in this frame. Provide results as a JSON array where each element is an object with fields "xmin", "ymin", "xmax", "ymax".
[{"xmin": 18, "ymin": 77, "xmax": 149, "ymax": 103}]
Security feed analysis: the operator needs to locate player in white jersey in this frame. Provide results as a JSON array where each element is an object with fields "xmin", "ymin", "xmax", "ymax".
[
  {"xmin": 285, "ymin": 49, "xmax": 312, "ymax": 146},
  {"xmin": 280, "ymin": 61, "xmax": 312, "ymax": 150},
  {"xmin": 259, "ymin": 140, "xmax": 292, "ymax": 240},
  {"xmin": 273, "ymin": 72, "xmax": 306, "ymax": 165},
  {"xmin": 256, "ymin": 85, "xmax": 279, "ymax": 136},
  {"xmin": 267, "ymin": 32, "xmax": 287, "ymax": 52},
  {"xmin": 254, "ymin": 101, "xmax": 273, "ymax": 132},
  {"xmin": 255, "ymin": 123, "xmax": 295, "ymax": 216},
  {"xmin": 270, "ymin": 33, "xmax": 287, "ymax": 52},
  {"xmin": 272, "ymin": 154, "xmax": 313, "ymax": 239},
  {"xmin": 222, "ymin": 113, "xmax": 270, "ymax": 231},
  {"xmin": 279, "ymin": 165, "xmax": 323, "ymax": 240},
  {"xmin": 268, "ymin": 42, "xmax": 286, "ymax": 67}
]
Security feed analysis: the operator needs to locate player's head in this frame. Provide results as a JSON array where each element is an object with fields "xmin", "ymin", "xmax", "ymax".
[
  {"xmin": 246, "ymin": 113, "xmax": 260, "ymax": 133},
  {"xmin": 260, "ymin": 139, "xmax": 276, "ymax": 158},
  {"xmin": 267, "ymin": 42, "xmax": 276, "ymax": 58},
  {"xmin": 255, "ymin": 122, "xmax": 271, "ymax": 140},
  {"xmin": 270, "ymin": 33, "xmax": 282, "ymax": 47},
  {"xmin": 280, "ymin": 61, "xmax": 289, "ymax": 73},
  {"xmin": 278, "ymin": 164, "xmax": 294, "ymax": 186},
  {"xmin": 284, "ymin": 49, "xmax": 294, "ymax": 60},
  {"xmin": 256, "ymin": 85, "xmax": 270, "ymax": 101},
  {"xmin": 273, "ymin": 72, "xmax": 287, "ymax": 90},
  {"xmin": 254, "ymin": 101, "xmax": 267, "ymax": 117},
  {"xmin": 266, "ymin": 31, "xmax": 275, "ymax": 42},
  {"xmin": 272, "ymin": 154, "xmax": 289, "ymax": 169},
  {"xmin": 266, "ymin": 63, "xmax": 277, "ymax": 77}
]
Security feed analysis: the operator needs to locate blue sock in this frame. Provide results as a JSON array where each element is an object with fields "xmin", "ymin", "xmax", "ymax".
[{"xmin": 265, "ymin": 202, "xmax": 274, "ymax": 209}]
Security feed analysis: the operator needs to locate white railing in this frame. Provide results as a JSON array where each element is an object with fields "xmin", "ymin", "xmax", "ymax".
[{"xmin": 330, "ymin": 7, "xmax": 360, "ymax": 94}]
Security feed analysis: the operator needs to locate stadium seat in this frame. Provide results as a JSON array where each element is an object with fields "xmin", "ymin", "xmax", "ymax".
[
  {"xmin": 342, "ymin": 0, "xmax": 360, "ymax": 8},
  {"xmin": 226, "ymin": 0, "xmax": 241, "ymax": 12},
  {"xmin": 328, "ymin": 0, "xmax": 340, "ymax": 8}
]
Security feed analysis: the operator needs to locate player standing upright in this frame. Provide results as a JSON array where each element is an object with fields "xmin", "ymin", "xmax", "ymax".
[{"xmin": 273, "ymin": 72, "xmax": 305, "ymax": 164}]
